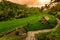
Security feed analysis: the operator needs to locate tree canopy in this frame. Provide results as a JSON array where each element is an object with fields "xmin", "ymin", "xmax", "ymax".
[{"xmin": 0, "ymin": 1, "xmax": 41, "ymax": 21}]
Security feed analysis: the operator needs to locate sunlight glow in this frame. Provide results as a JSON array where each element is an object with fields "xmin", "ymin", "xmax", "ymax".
[
  {"xmin": 38, "ymin": 0, "xmax": 51, "ymax": 6},
  {"xmin": 38, "ymin": 0, "xmax": 51, "ymax": 3},
  {"xmin": 39, "ymin": 0, "xmax": 46, "ymax": 3}
]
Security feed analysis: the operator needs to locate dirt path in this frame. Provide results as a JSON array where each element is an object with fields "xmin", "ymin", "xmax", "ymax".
[
  {"xmin": 53, "ymin": 18, "xmax": 60, "ymax": 30},
  {"xmin": 25, "ymin": 18, "xmax": 60, "ymax": 40},
  {"xmin": 26, "ymin": 29, "xmax": 52, "ymax": 40}
]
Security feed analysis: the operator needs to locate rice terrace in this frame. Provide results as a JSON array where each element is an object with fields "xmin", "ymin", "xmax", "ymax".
[{"xmin": 0, "ymin": 0, "xmax": 60, "ymax": 40}]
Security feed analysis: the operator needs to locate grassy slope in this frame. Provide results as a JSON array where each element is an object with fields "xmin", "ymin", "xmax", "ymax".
[{"xmin": 0, "ymin": 14, "xmax": 55, "ymax": 34}]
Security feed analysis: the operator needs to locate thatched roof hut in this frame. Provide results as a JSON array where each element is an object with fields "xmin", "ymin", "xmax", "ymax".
[
  {"xmin": 40, "ymin": 16, "xmax": 49, "ymax": 24},
  {"xmin": 43, "ymin": 16, "xmax": 49, "ymax": 21}
]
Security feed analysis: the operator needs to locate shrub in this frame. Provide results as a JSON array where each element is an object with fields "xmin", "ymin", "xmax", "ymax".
[
  {"xmin": 46, "ymin": 32, "xmax": 59, "ymax": 40},
  {"xmin": 36, "ymin": 32, "xmax": 50, "ymax": 40}
]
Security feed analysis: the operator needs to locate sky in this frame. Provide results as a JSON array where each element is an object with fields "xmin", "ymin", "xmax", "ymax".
[
  {"xmin": 8, "ymin": 0, "xmax": 51, "ymax": 4},
  {"xmin": 7, "ymin": 0, "xmax": 52, "ymax": 7}
]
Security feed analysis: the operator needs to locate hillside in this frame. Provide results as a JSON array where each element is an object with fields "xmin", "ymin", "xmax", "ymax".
[{"xmin": 0, "ymin": 0, "xmax": 60, "ymax": 40}]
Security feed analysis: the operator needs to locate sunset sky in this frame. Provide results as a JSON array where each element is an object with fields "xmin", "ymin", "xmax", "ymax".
[{"xmin": 8, "ymin": 0, "xmax": 51, "ymax": 7}]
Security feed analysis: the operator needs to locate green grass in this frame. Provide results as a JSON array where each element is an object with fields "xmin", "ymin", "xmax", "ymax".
[
  {"xmin": 24, "ymin": 22, "xmax": 55, "ymax": 31},
  {"xmin": 0, "ymin": 14, "xmax": 56, "ymax": 34},
  {"xmin": 36, "ymin": 32, "xmax": 50, "ymax": 40},
  {"xmin": 36, "ymin": 21, "xmax": 60, "ymax": 40},
  {"xmin": 35, "ymin": 25, "xmax": 59, "ymax": 40},
  {"xmin": 24, "ymin": 14, "xmax": 56, "ymax": 31}
]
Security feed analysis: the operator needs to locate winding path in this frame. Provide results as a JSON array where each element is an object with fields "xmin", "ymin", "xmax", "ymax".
[
  {"xmin": 25, "ymin": 18, "xmax": 60, "ymax": 40},
  {"xmin": 26, "ymin": 29, "xmax": 52, "ymax": 40}
]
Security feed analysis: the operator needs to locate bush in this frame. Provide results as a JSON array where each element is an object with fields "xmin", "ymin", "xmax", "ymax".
[
  {"xmin": 0, "ymin": 1, "xmax": 42, "ymax": 21},
  {"xmin": 36, "ymin": 32, "xmax": 50, "ymax": 40},
  {"xmin": 46, "ymin": 32, "xmax": 59, "ymax": 40}
]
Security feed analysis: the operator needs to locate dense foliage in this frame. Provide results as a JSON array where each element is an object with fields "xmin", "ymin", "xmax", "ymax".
[
  {"xmin": 0, "ymin": 1, "xmax": 41, "ymax": 21},
  {"xmin": 48, "ymin": 2, "xmax": 60, "ymax": 19},
  {"xmin": 36, "ymin": 32, "xmax": 50, "ymax": 40},
  {"xmin": 0, "ymin": 0, "xmax": 30, "ymax": 21}
]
